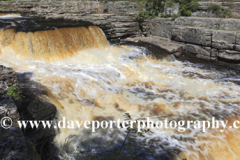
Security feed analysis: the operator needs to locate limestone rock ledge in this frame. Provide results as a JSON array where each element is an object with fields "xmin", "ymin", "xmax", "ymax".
[
  {"xmin": 0, "ymin": 65, "xmax": 58, "ymax": 159},
  {"xmin": 140, "ymin": 17, "xmax": 240, "ymax": 64},
  {"xmin": 0, "ymin": 1, "xmax": 141, "ymax": 40},
  {"xmin": 122, "ymin": 36, "xmax": 185, "ymax": 57},
  {"xmin": 0, "ymin": 65, "xmax": 41, "ymax": 160}
]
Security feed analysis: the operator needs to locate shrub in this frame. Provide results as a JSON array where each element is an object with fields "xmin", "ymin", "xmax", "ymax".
[
  {"xmin": 209, "ymin": 4, "xmax": 232, "ymax": 18},
  {"xmin": 137, "ymin": 0, "xmax": 199, "ymax": 21},
  {"xmin": 137, "ymin": 11, "xmax": 151, "ymax": 21},
  {"xmin": 177, "ymin": 0, "xmax": 199, "ymax": 16},
  {"xmin": 137, "ymin": 0, "xmax": 166, "ymax": 21},
  {"xmin": 209, "ymin": 4, "xmax": 222, "ymax": 16},
  {"xmin": 172, "ymin": 13, "xmax": 180, "ymax": 18},
  {"xmin": 165, "ymin": 0, "xmax": 175, "ymax": 7},
  {"xmin": 6, "ymin": 86, "xmax": 24, "ymax": 101},
  {"xmin": 209, "ymin": 4, "xmax": 221, "ymax": 13},
  {"xmin": 224, "ymin": 9, "xmax": 232, "ymax": 18}
]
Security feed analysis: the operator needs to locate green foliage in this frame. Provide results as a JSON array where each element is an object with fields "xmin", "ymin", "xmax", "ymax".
[
  {"xmin": 209, "ymin": 4, "xmax": 222, "ymax": 16},
  {"xmin": 177, "ymin": 0, "xmax": 199, "ymax": 16},
  {"xmin": 6, "ymin": 86, "xmax": 24, "ymax": 101},
  {"xmin": 159, "ymin": 13, "xmax": 180, "ymax": 18},
  {"xmin": 209, "ymin": 4, "xmax": 232, "ymax": 18},
  {"xmin": 137, "ymin": 10, "xmax": 150, "ymax": 21},
  {"xmin": 137, "ymin": 0, "xmax": 166, "ymax": 21},
  {"xmin": 172, "ymin": 13, "xmax": 180, "ymax": 18},
  {"xmin": 165, "ymin": 0, "xmax": 175, "ymax": 7},
  {"xmin": 209, "ymin": 4, "xmax": 221, "ymax": 13},
  {"xmin": 137, "ymin": 0, "xmax": 199, "ymax": 21},
  {"xmin": 224, "ymin": 9, "xmax": 232, "ymax": 18}
]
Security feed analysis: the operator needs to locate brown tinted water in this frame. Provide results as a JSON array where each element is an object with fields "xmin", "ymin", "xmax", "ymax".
[{"xmin": 0, "ymin": 26, "xmax": 240, "ymax": 160}]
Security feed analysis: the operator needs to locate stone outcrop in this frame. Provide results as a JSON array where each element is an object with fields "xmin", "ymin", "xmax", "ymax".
[
  {"xmin": 0, "ymin": 66, "xmax": 20, "ymax": 126},
  {"xmin": 0, "ymin": 65, "xmax": 41, "ymax": 160},
  {"xmin": 0, "ymin": 127, "xmax": 41, "ymax": 160},
  {"xmin": 0, "ymin": 66, "xmax": 18, "ymax": 98},
  {"xmin": 123, "ymin": 36, "xmax": 185, "ymax": 57},
  {"xmin": 192, "ymin": 1, "xmax": 240, "ymax": 18},
  {"xmin": 172, "ymin": 27, "xmax": 212, "ymax": 47},
  {"xmin": 0, "ymin": 65, "xmax": 58, "ymax": 159},
  {"xmin": 20, "ymin": 91, "xmax": 57, "ymax": 143},
  {"xmin": 148, "ymin": 18, "xmax": 175, "ymax": 38},
  {"xmin": 50, "ymin": 14, "xmax": 139, "ymax": 40},
  {"xmin": 0, "ymin": 1, "xmax": 140, "ymax": 40},
  {"xmin": 164, "ymin": 3, "xmax": 180, "ymax": 16},
  {"xmin": 185, "ymin": 44, "xmax": 212, "ymax": 60},
  {"xmin": 0, "ymin": 1, "xmax": 141, "ymax": 40},
  {"xmin": 0, "ymin": 1, "xmax": 239, "ymax": 63},
  {"xmin": 140, "ymin": 17, "xmax": 240, "ymax": 63},
  {"xmin": 102, "ymin": 1, "xmax": 139, "ymax": 16},
  {"xmin": 175, "ymin": 17, "xmax": 240, "ymax": 31},
  {"xmin": 0, "ymin": 1, "xmax": 140, "ymax": 16},
  {"xmin": 212, "ymin": 30, "xmax": 236, "ymax": 50}
]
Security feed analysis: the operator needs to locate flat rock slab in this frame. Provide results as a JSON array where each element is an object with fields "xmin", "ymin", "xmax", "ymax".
[{"xmin": 123, "ymin": 36, "xmax": 185, "ymax": 56}]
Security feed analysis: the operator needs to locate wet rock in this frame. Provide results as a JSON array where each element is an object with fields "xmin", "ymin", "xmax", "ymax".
[
  {"xmin": 191, "ymin": 2, "xmax": 230, "ymax": 18},
  {"xmin": 0, "ymin": 65, "xmax": 20, "ymax": 127},
  {"xmin": 140, "ymin": 17, "xmax": 240, "ymax": 63},
  {"xmin": 0, "ymin": 97, "xmax": 20, "ymax": 128},
  {"xmin": 185, "ymin": 44, "xmax": 211, "ymax": 57},
  {"xmin": 0, "ymin": 65, "xmax": 41, "ymax": 160},
  {"xmin": 219, "ymin": 50, "xmax": 240, "ymax": 61},
  {"xmin": 0, "ymin": 1, "xmax": 141, "ymax": 40},
  {"xmin": 0, "ymin": 127, "xmax": 41, "ymax": 160},
  {"xmin": 0, "ymin": 65, "xmax": 18, "ymax": 97},
  {"xmin": 18, "ymin": 90, "xmax": 57, "ymax": 143},
  {"xmin": 123, "ymin": 36, "xmax": 184, "ymax": 56}
]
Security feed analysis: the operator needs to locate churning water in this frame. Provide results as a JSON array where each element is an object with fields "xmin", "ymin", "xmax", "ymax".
[{"xmin": 0, "ymin": 25, "xmax": 240, "ymax": 160}]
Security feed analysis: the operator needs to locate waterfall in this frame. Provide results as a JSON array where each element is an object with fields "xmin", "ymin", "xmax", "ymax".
[
  {"xmin": 0, "ymin": 26, "xmax": 109, "ymax": 61},
  {"xmin": 0, "ymin": 24, "xmax": 240, "ymax": 160}
]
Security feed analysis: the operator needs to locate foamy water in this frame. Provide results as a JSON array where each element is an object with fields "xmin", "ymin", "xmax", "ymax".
[
  {"xmin": 0, "ymin": 27, "xmax": 240, "ymax": 160},
  {"xmin": 0, "ymin": 13, "xmax": 21, "ymax": 18}
]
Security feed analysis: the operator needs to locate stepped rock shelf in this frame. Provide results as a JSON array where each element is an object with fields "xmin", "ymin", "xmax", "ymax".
[
  {"xmin": 1, "ymin": 1, "xmax": 240, "ymax": 65},
  {"xmin": 141, "ymin": 17, "xmax": 240, "ymax": 63}
]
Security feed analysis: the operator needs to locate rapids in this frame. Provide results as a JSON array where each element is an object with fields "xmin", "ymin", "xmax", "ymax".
[
  {"xmin": 0, "ymin": 13, "xmax": 21, "ymax": 18},
  {"xmin": 0, "ymin": 26, "xmax": 240, "ymax": 160}
]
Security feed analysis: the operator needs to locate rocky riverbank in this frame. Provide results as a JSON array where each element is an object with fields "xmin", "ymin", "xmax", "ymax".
[
  {"xmin": 0, "ymin": 65, "xmax": 58, "ymax": 159},
  {"xmin": 0, "ymin": 1, "xmax": 141, "ymax": 40},
  {"xmin": 140, "ymin": 17, "xmax": 240, "ymax": 64},
  {"xmin": 0, "ymin": 1, "xmax": 240, "ymax": 65}
]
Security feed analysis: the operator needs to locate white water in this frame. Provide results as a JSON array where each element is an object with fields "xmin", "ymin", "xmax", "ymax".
[
  {"xmin": 0, "ymin": 13, "xmax": 21, "ymax": 18},
  {"xmin": 0, "ymin": 31, "xmax": 240, "ymax": 160}
]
